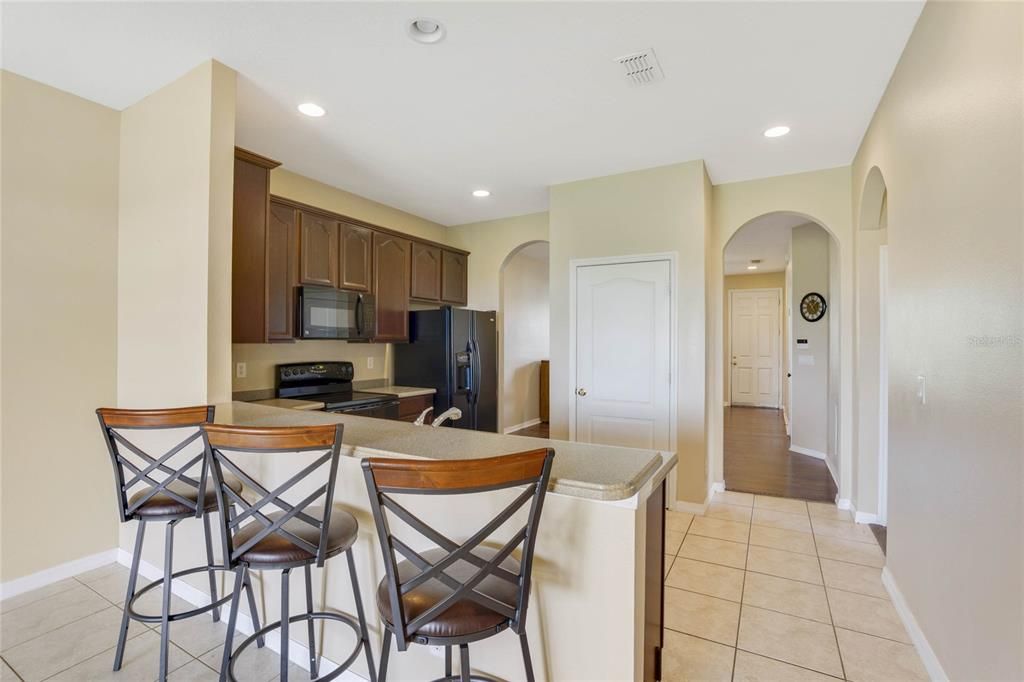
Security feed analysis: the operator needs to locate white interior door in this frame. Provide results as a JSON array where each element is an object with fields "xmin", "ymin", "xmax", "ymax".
[
  {"xmin": 574, "ymin": 259, "xmax": 672, "ymax": 450},
  {"xmin": 730, "ymin": 289, "xmax": 781, "ymax": 408}
]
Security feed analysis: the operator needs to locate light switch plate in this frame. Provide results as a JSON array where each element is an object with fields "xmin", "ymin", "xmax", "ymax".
[{"xmin": 367, "ymin": 357, "xmax": 375, "ymax": 370}]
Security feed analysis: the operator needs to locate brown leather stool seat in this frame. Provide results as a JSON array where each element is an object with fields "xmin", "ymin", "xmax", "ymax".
[
  {"xmin": 231, "ymin": 505, "xmax": 359, "ymax": 565},
  {"xmin": 377, "ymin": 547, "xmax": 520, "ymax": 639},
  {"xmin": 128, "ymin": 475, "xmax": 243, "ymax": 518}
]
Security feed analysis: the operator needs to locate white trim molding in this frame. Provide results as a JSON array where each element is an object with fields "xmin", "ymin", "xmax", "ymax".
[
  {"xmin": 854, "ymin": 510, "xmax": 880, "ymax": 525},
  {"xmin": 672, "ymin": 498, "xmax": 709, "ymax": 515},
  {"xmin": 835, "ymin": 497, "xmax": 852, "ymax": 511},
  {"xmin": 710, "ymin": 481, "xmax": 726, "ymax": 495},
  {"xmin": 882, "ymin": 567, "xmax": 949, "ymax": 682},
  {"xmin": 0, "ymin": 549, "xmax": 119, "ymax": 601},
  {"xmin": 502, "ymin": 418, "xmax": 542, "ymax": 434},
  {"xmin": 789, "ymin": 445, "xmax": 827, "ymax": 460}
]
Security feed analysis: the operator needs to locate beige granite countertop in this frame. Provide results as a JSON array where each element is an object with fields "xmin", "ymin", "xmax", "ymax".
[
  {"xmin": 362, "ymin": 385, "xmax": 437, "ymax": 398},
  {"xmin": 214, "ymin": 401, "xmax": 675, "ymax": 502},
  {"xmin": 251, "ymin": 398, "xmax": 326, "ymax": 411}
]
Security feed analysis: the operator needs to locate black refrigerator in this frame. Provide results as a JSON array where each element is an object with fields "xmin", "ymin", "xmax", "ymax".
[{"xmin": 394, "ymin": 307, "xmax": 497, "ymax": 432}]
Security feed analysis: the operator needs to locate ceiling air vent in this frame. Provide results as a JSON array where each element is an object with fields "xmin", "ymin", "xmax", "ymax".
[{"xmin": 615, "ymin": 49, "xmax": 664, "ymax": 86}]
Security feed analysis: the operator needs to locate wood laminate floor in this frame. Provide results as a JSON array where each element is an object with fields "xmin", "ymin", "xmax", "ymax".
[
  {"xmin": 724, "ymin": 406, "xmax": 838, "ymax": 502},
  {"xmin": 510, "ymin": 421, "xmax": 550, "ymax": 438}
]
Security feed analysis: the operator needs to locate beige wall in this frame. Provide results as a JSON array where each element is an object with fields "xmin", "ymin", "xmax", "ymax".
[
  {"xmin": 722, "ymin": 272, "xmax": 786, "ymax": 405},
  {"xmin": 232, "ymin": 341, "xmax": 390, "ymax": 392},
  {"xmin": 549, "ymin": 162, "xmax": 709, "ymax": 504},
  {"xmin": 851, "ymin": 2, "xmax": 1023, "ymax": 678},
  {"xmin": 0, "ymin": 72, "xmax": 120, "ymax": 580},
  {"xmin": 118, "ymin": 61, "xmax": 236, "ymax": 407},
  {"xmin": 790, "ymin": 225, "xmax": 831, "ymax": 457},
  {"xmin": 447, "ymin": 212, "xmax": 549, "ymax": 311},
  {"xmin": 500, "ymin": 242, "xmax": 550, "ymax": 431},
  {"xmin": 710, "ymin": 167, "xmax": 853, "ymax": 493}
]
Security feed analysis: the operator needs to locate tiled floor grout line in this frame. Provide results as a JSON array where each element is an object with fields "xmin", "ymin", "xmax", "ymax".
[
  {"xmin": 730, "ymin": 510, "xmax": 754, "ymax": 682},
  {"xmin": 812, "ymin": 520, "xmax": 849, "ymax": 681},
  {"xmin": 1, "ymin": 654, "xmax": 26, "ymax": 682}
]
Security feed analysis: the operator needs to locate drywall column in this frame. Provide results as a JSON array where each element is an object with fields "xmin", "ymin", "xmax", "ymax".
[
  {"xmin": 789, "ymin": 224, "xmax": 830, "ymax": 460},
  {"xmin": 500, "ymin": 242, "xmax": 550, "ymax": 431},
  {"xmin": 117, "ymin": 60, "xmax": 236, "ymax": 407},
  {"xmin": 549, "ymin": 161, "xmax": 709, "ymax": 504},
  {"xmin": 0, "ymin": 72, "xmax": 120, "ymax": 582}
]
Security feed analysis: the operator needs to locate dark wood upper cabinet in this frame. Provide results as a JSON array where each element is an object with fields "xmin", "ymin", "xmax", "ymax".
[
  {"xmin": 373, "ymin": 233, "xmax": 411, "ymax": 342},
  {"xmin": 410, "ymin": 242, "xmax": 442, "ymax": 301},
  {"xmin": 266, "ymin": 201, "xmax": 299, "ymax": 340},
  {"xmin": 298, "ymin": 211, "xmax": 338, "ymax": 287},
  {"xmin": 339, "ymin": 221, "xmax": 373, "ymax": 293},
  {"xmin": 441, "ymin": 250, "xmax": 468, "ymax": 305}
]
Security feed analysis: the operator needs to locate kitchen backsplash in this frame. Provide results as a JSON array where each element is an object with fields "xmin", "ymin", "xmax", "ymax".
[{"xmin": 232, "ymin": 340, "xmax": 390, "ymax": 392}]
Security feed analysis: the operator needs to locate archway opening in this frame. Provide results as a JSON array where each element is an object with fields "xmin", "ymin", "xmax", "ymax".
[{"xmin": 499, "ymin": 241, "xmax": 550, "ymax": 435}]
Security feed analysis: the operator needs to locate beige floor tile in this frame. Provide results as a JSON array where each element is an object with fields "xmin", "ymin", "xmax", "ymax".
[
  {"xmin": 665, "ymin": 555, "xmax": 676, "ymax": 578},
  {"xmin": 753, "ymin": 496, "xmax": 808, "ymax": 515},
  {"xmin": 678, "ymin": 535, "xmax": 748, "ymax": 569},
  {"xmin": 168, "ymin": 659, "xmax": 220, "ymax": 681},
  {"xmin": 749, "ymin": 525, "xmax": 816, "ymax": 556},
  {"xmin": 733, "ymin": 650, "xmax": 841, "ymax": 681},
  {"xmin": 168, "ymin": 611, "xmax": 256, "ymax": 658},
  {"xmin": 810, "ymin": 517, "xmax": 877, "ymax": 544},
  {"xmin": 661, "ymin": 629, "xmax": 734, "ymax": 681},
  {"xmin": 666, "ymin": 530, "xmax": 686, "ymax": 555},
  {"xmin": 0, "ymin": 579, "xmax": 79, "ymax": 615},
  {"xmin": 737, "ymin": 606, "xmax": 843, "ymax": 677},
  {"xmin": 2, "ymin": 606, "xmax": 148, "ymax": 682},
  {"xmin": 819, "ymin": 559, "xmax": 888, "ymax": 599},
  {"xmin": 664, "ymin": 587, "xmax": 740, "ymax": 646},
  {"xmin": 78, "ymin": 565, "xmax": 136, "ymax": 604},
  {"xmin": 706, "ymin": 503, "xmax": 753, "ymax": 523},
  {"xmin": 827, "ymin": 589, "xmax": 909, "ymax": 643},
  {"xmin": 807, "ymin": 502, "xmax": 853, "ymax": 522},
  {"xmin": 836, "ymin": 628, "xmax": 928, "ymax": 681},
  {"xmin": 667, "ymin": 510, "xmax": 695, "ymax": 534},
  {"xmin": 46, "ymin": 629, "xmax": 191, "ymax": 681},
  {"xmin": 689, "ymin": 516, "xmax": 750, "ymax": 543},
  {"xmin": 713, "ymin": 490, "xmax": 754, "ymax": 507},
  {"xmin": 0, "ymin": 583, "xmax": 111, "ymax": 650},
  {"xmin": 1, "ymin": 658, "xmax": 17, "ymax": 681},
  {"xmin": 666, "ymin": 558, "xmax": 745, "ymax": 602},
  {"xmin": 746, "ymin": 546, "xmax": 823, "ymax": 585},
  {"xmin": 752, "ymin": 508, "xmax": 813, "ymax": 533},
  {"xmin": 742, "ymin": 573, "xmax": 831, "ymax": 623},
  {"xmin": 199, "ymin": 642, "xmax": 305, "ymax": 682},
  {"xmin": 814, "ymin": 535, "xmax": 885, "ymax": 568}
]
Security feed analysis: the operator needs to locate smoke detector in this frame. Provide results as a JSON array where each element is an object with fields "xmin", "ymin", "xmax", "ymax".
[{"xmin": 615, "ymin": 49, "xmax": 664, "ymax": 86}]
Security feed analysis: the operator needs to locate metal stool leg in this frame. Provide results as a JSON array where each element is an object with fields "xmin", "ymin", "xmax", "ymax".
[
  {"xmin": 113, "ymin": 520, "xmax": 146, "ymax": 671},
  {"xmin": 519, "ymin": 632, "xmax": 536, "ymax": 682},
  {"xmin": 219, "ymin": 566, "xmax": 245, "ymax": 682},
  {"xmin": 303, "ymin": 565, "xmax": 318, "ymax": 679},
  {"xmin": 459, "ymin": 644, "xmax": 471, "ymax": 682},
  {"xmin": 242, "ymin": 569, "xmax": 265, "ymax": 648},
  {"xmin": 280, "ymin": 569, "xmax": 291, "ymax": 682},
  {"xmin": 445, "ymin": 647, "xmax": 453, "ymax": 679},
  {"xmin": 203, "ymin": 513, "xmax": 221, "ymax": 622},
  {"xmin": 159, "ymin": 519, "xmax": 181, "ymax": 681},
  {"xmin": 346, "ymin": 550, "xmax": 377, "ymax": 682},
  {"xmin": 379, "ymin": 630, "xmax": 392, "ymax": 682}
]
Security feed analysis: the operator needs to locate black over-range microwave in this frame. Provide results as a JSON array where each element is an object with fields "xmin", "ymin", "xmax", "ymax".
[{"xmin": 297, "ymin": 286, "xmax": 376, "ymax": 340}]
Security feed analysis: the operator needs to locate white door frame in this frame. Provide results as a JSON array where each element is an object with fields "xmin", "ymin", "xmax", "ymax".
[
  {"xmin": 568, "ymin": 251, "xmax": 679, "ymax": 454},
  {"xmin": 878, "ymin": 246, "xmax": 889, "ymax": 525},
  {"xmin": 727, "ymin": 287, "xmax": 783, "ymax": 409}
]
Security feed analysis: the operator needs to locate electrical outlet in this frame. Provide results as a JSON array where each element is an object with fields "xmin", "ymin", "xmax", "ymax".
[
  {"xmin": 235, "ymin": 362, "xmax": 247, "ymax": 379},
  {"xmin": 367, "ymin": 356, "xmax": 375, "ymax": 370}
]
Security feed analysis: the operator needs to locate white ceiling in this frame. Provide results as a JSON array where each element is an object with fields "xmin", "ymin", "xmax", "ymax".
[
  {"xmin": 724, "ymin": 212, "xmax": 811, "ymax": 275},
  {"xmin": 1, "ymin": 2, "xmax": 923, "ymax": 226}
]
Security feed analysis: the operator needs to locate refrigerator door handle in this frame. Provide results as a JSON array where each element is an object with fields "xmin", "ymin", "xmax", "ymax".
[{"xmin": 468, "ymin": 338, "xmax": 479, "ymax": 404}]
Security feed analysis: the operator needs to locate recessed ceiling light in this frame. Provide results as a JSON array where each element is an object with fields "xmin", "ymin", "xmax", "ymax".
[
  {"xmin": 408, "ymin": 18, "xmax": 446, "ymax": 44},
  {"xmin": 297, "ymin": 102, "xmax": 326, "ymax": 118},
  {"xmin": 763, "ymin": 125, "xmax": 790, "ymax": 138},
  {"xmin": 747, "ymin": 265, "xmax": 758, "ymax": 270},
  {"xmin": 472, "ymin": 189, "xmax": 491, "ymax": 198}
]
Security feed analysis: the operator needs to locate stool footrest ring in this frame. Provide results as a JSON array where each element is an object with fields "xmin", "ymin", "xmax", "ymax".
[
  {"xmin": 228, "ymin": 611, "xmax": 367, "ymax": 682},
  {"xmin": 127, "ymin": 564, "xmax": 234, "ymax": 624}
]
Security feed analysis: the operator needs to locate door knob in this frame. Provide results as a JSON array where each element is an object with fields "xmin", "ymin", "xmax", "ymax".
[{"xmin": 576, "ymin": 388, "xmax": 587, "ymax": 397}]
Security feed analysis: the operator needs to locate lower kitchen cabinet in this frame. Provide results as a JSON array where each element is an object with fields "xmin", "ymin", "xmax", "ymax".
[{"xmin": 397, "ymin": 394, "xmax": 434, "ymax": 422}]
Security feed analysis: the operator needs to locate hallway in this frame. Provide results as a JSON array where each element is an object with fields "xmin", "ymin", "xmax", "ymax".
[{"xmin": 724, "ymin": 406, "xmax": 837, "ymax": 502}]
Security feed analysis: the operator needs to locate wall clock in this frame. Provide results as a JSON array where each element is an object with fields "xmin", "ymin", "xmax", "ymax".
[{"xmin": 800, "ymin": 292, "xmax": 827, "ymax": 322}]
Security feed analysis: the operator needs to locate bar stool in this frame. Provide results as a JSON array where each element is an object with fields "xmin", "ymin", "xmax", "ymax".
[
  {"xmin": 361, "ymin": 448, "xmax": 555, "ymax": 682},
  {"xmin": 201, "ymin": 423, "xmax": 376, "ymax": 682},
  {"xmin": 96, "ymin": 406, "xmax": 263, "ymax": 681}
]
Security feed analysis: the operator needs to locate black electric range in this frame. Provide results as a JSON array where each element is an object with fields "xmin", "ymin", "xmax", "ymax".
[{"xmin": 276, "ymin": 361, "xmax": 399, "ymax": 419}]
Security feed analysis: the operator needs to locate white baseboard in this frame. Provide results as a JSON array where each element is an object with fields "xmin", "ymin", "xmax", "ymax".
[
  {"xmin": 115, "ymin": 551, "xmax": 365, "ymax": 681},
  {"xmin": 723, "ymin": 401, "xmax": 731, "ymax": 407},
  {"xmin": 836, "ymin": 498, "xmax": 852, "ymax": 511},
  {"xmin": 0, "ymin": 548, "xmax": 120, "ymax": 601},
  {"xmin": 882, "ymin": 567, "xmax": 949, "ymax": 681},
  {"xmin": 854, "ymin": 510, "xmax": 880, "ymax": 525},
  {"xmin": 502, "ymin": 418, "xmax": 542, "ymax": 434},
  {"xmin": 672, "ymin": 498, "xmax": 709, "ymax": 515},
  {"xmin": 789, "ymin": 445, "xmax": 827, "ymax": 460},
  {"xmin": 782, "ymin": 408, "xmax": 791, "ymax": 436},
  {"xmin": 710, "ymin": 481, "xmax": 726, "ymax": 495}
]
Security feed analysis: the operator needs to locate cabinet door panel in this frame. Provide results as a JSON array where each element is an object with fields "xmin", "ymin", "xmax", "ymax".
[
  {"xmin": 373, "ymin": 233, "xmax": 411, "ymax": 342},
  {"xmin": 339, "ymin": 222, "xmax": 373, "ymax": 292},
  {"xmin": 267, "ymin": 202, "xmax": 298, "ymax": 340},
  {"xmin": 299, "ymin": 211, "xmax": 338, "ymax": 287},
  {"xmin": 441, "ymin": 250, "xmax": 468, "ymax": 305},
  {"xmin": 410, "ymin": 242, "xmax": 442, "ymax": 301}
]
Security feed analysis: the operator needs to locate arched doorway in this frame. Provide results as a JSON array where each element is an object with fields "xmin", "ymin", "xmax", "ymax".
[
  {"xmin": 499, "ymin": 241, "xmax": 550, "ymax": 435},
  {"xmin": 721, "ymin": 211, "xmax": 842, "ymax": 501}
]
